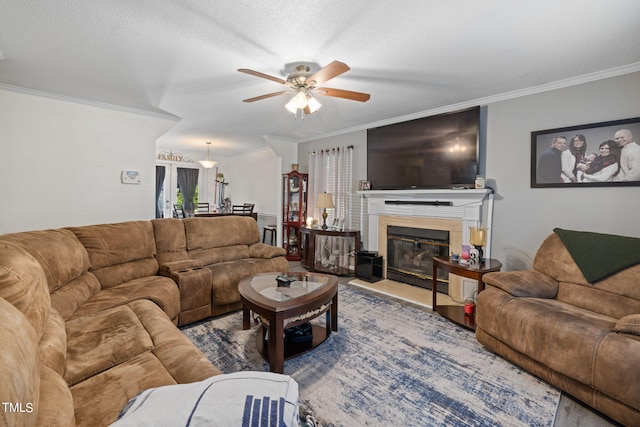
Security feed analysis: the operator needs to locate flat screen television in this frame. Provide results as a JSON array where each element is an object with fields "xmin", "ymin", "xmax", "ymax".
[{"xmin": 367, "ymin": 106, "xmax": 480, "ymax": 189}]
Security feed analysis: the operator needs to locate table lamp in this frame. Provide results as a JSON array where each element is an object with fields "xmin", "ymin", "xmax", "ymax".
[{"xmin": 316, "ymin": 192, "xmax": 335, "ymax": 230}]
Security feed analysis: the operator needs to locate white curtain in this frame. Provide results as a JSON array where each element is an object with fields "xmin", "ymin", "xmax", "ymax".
[{"xmin": 308, "ymin": 146, "xmax": 354, "ymax": 229}]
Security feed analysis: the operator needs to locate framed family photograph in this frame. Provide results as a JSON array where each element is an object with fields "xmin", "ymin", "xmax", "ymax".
[
  {"xmin": 531, "ymin": 116, "xmax": 640, "ymax": 188},
  {"xmin": 358, "ymin": 180, "xmax": 371, "ymax": 191}
]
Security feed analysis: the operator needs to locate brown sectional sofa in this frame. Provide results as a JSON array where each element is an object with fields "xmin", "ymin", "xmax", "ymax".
[
  {"xmin": 476, "ymin": 230, "xmax": 640, "ymax": 426},
  {"xmin": 0, "ymin": 215, "xmax": 288, "ymax": 426},
  {"xmin": 152, "ymin": 217, "xmax": 289, "ymax": 319}
]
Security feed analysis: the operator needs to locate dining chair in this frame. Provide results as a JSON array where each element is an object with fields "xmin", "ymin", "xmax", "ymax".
[
  {"xmin": 232, "ymin": 203, "xmax": 255, "ymax": 214},
  {"xmin": 173, "ymin": 204, "xmax": 185, "ymax": 219},
  {"xmin": 197, "ymin": 202, "xmax": 210, "ymax": 214}
]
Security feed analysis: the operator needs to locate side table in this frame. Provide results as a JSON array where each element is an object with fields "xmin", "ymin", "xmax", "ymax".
[
  {"xmin": 300, "ymin": 228, "xmax": 360, "ymax": 276},
  {"xmin": 432, "ymin": 256, "xmax": 502, "ymax": 331}
]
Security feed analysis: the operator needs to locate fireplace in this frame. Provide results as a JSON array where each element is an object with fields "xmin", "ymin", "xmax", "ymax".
[
  {"xmin": 386, "ymin": 226, "xmax": 450, "ymax": 293},
  {"xmin": 359, "ymin": 188, "xmax": 493, "ymax": 303}
]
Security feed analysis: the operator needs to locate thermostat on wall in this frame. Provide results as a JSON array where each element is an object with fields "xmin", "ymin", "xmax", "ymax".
[{"xmin": 121, "ymin": 170, "xmax": 141, "ymax": 184}]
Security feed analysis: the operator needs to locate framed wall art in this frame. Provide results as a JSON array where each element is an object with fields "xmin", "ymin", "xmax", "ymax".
[
  {"xmin": 358, "ymin": 180, "xmax": 371, "ymax": 190},
  {"xmin": 531, "ymin": 116, "xmax": 640, "ymax": 188}
]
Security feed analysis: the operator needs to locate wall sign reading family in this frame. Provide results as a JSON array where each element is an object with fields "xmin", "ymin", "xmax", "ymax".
[{"xmin": 531, "ymin": 117, "xmax": 640, "ymax": 188}]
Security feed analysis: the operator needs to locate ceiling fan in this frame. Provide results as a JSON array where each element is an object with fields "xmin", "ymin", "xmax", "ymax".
[{"xmin": 238, "ymin": 60, "xmax": 370, "ymax": 116}]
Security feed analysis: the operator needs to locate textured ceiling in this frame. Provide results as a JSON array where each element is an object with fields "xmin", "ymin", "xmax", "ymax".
[{"xmin": 1, "ymin": 0, "xmax": 639, "ymax": 157}]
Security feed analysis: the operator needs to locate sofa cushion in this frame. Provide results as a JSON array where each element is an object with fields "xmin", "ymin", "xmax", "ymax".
[
  {"xmin": 183, "ymin": 216, "xmax": 260, "ymax": 250},
  {"xmin": 68, "ymin": 221, "xmax": 159, "ymax": 289},
  {"xmin": 67, "ymin": 275, "xmax": 180, "ymax": 323},
  {"xmin": 249, "ymin": 242, "xmax": 287, "ymax": 259},
  {"xmin": 111, "ymin": 372, "xmax": 299, "ymax": 427},
  {"xmin": 482, "ymin": 270, "xmax": 558, "ymax": 298},
  {"xmin": 0, "ymin": 297, "xmax": 41, "ymax": 427},
  {"xmin": 37, "ymin": 365, "xmax": 76, "ymax": 427},
  {"xmin": 592, "ymin": 333, "xmax": 640, "ymax": 411},
  {"xmin": 65, "ymin": 304, "xmax": 154, "ymax": 386},
  {"xmin": 533, "ymin": 233, "xmax": 591, "ymax": 285},
  {"xmin": 615, "ymin": 314, "xmax": 640, "ymax": 336},
  {"xmin": 190, "ymin": 244, "xmax": 250, "ymax": 265},
  {"xmin": 477, "ymin": 287, "xmax": 617, "ymax": 386},
  {"xmin": 0, "ymin": 241, "xmax": 51, "ymax": 338},
  {"xmin": 152, "ymin": 218, "xmax": 189, "ymax": 265},
  {"xmin": 71, "ymin": 352, "xmax": 180, "ymax": 427},
  {"xmin": 556, "ymin": 277, "xmax": 640, "ymax": 320},
  {"xmin": 127, "ymin": 299, "xmax": 222, "ymax": 382},
  {"xmin": 49, "ymin": 271, "xmax": 102, "ymax": 320},
  {"xmin": 0, "ymin": 228, "xmax": 91, "ymax": 293},
  {"xmin": 39, "ymin": 307, "xmax": 67, "ymax": 377},
  {"xmin": 209, "ymin": 257, "xmax": 289, "ymax": 306},
  {"xmin": 68, "ymin": 300, "xmax": 221, "ymax": 426}
]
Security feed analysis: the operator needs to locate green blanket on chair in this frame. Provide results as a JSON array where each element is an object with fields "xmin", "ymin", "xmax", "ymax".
[{"xmin": 554, "ymin": 228, "xmax": 640, "ymax": 283}]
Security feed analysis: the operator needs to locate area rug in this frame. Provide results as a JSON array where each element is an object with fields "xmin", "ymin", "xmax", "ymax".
[{"xmin": 182, "ymin": 285, "xmax": 560, "ymax": 426}]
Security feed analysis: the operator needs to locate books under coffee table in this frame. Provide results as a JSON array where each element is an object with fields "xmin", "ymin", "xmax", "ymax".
[{"xmin": 238, "ymin": 272, "xmax": 339, "ymax": 373}]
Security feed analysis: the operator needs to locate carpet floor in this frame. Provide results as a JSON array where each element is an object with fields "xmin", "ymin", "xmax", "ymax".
[{"xmin": 182, "ymin": 284, "xmax": 561, "ymax": 426}]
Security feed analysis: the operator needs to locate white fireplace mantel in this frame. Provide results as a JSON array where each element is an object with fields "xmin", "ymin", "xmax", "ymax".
[{"xmin": 358, "ymin": 188, "xmax": 494, "ymax": 257}]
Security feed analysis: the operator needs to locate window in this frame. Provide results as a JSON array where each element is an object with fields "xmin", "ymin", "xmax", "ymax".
[{"xmin": 308, "ymin": 146, "xmax": 359, "ymax": 230}]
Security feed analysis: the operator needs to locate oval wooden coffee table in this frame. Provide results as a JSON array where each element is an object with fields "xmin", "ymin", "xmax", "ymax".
[{"xmin": 239, "ymin": 272, "xmax": 338, "ymax": 373}]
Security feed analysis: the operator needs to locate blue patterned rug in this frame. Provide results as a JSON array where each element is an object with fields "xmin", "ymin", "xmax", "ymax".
[{"xmin": 182, "ymin": 285, "xmax": 560, "ymax": 426}]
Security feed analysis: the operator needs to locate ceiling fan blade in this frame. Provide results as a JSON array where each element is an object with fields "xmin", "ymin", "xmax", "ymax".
[
  {"xmin": 306, "ymin": 60, "xmax": 350, "ymax": 87},
  {"xmin": 238, "ymin": 68, "xmax": 287, "ymax": 85},
  {"xmin": 316, "ymin": 87, "xmax": 371, "ymax": 102},
  {"xmin": 242, "ymin": 91, "xmax": 291, "ymax": 102}
]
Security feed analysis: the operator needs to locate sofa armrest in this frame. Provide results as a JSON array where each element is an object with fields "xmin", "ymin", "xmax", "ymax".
[
  {"xmin": 249, "ymin": 243, "xmax": 286, "ymax": 259},
  {"xmin": 170, "ymin": 267, "xmax": 212, "ymax": 326},
  {"xmin": 615, "ymin": 314, "xmax": 640, "ymax": 336},
  {"xmin": 483, "ymin": 270, "xmax": 558, "ymax": 298},
  {"xmin": 158, "ymin": 260, "xmax": 204, "ymax": 277}
]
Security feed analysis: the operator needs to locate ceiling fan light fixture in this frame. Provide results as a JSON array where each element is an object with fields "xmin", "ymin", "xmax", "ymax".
[
  {"xmin": 294, "ymin": 91, "xmax": 308, "ymax": 109},
  {"xmin": 240, "ymin": 60, "xmax": 369, "ymax": 117},
  {"xmin": 285, "ymin": 97, "xmax": 298, "ymax": 114},
  {"xmin": 306, "ymin": 94, "xmax": 322, "ymax": 113},
  {"xmin": 198, "ymin": 142, "xmax": 217, "ymax": 169}
]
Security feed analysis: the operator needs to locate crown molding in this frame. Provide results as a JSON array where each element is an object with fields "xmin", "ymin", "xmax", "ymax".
[
  {"xmin": 301, "ymin": 63, "xmax": 640, "ymax": 143},
  {"xmin": 0, "ymin": 83, "xmax": 179, "ymax": 121}
]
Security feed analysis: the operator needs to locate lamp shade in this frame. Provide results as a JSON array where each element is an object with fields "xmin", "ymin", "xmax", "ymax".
[
  {"xmin": 198, "ymin": 160, "xmax": 217, "ymax": 168},
  {"xmin": 199, "ymin": 142, "xmax": 217, "ymax": 169},
  {"xmin": 317, "ymin": 192, "xmax": 335, "ymax": 209},
  {"xmin": 306, "ymin": 95, "xmax": 322, "ymax": 114}
]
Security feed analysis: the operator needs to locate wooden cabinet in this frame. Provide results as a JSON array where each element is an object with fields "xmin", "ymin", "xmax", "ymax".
[
  {"xmin": 282, "ymin": 171, "xmax": 308, "ymax": 260},
  {"xmin": 301, "ymin": 228, "xmax": 361, "ymax": 276}
]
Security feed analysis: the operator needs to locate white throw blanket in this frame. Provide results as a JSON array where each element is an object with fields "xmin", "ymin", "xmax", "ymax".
[{"xmin": 111, "ymin": 371, "xmax": 299, "ymax": 427}]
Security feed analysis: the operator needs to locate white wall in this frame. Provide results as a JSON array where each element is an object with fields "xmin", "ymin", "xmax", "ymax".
[
  {"xmin": 0, "ymin": 87, "xmax": 178, "ymax": 233},
  {"xmin": 298, "ymin": 72, "xmax": 640, "ymax": 270},
  {"xmin": 222, "ymin": 147, "xmax": 281, "ymax": 217}
]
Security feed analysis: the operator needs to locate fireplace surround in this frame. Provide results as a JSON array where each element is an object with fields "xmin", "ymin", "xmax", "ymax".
[
  {"xmin": 386, "ymin": 225, "xmax": 450, "ymax": 292},
  {"xmin": 358, "ymin": 189, "xmax": 493, "ymax": 302}
]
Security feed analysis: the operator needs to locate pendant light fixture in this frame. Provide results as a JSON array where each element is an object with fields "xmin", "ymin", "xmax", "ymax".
[{"xmin": 198, "ymin": 142, "xmax": 217, "ymax": 169}]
